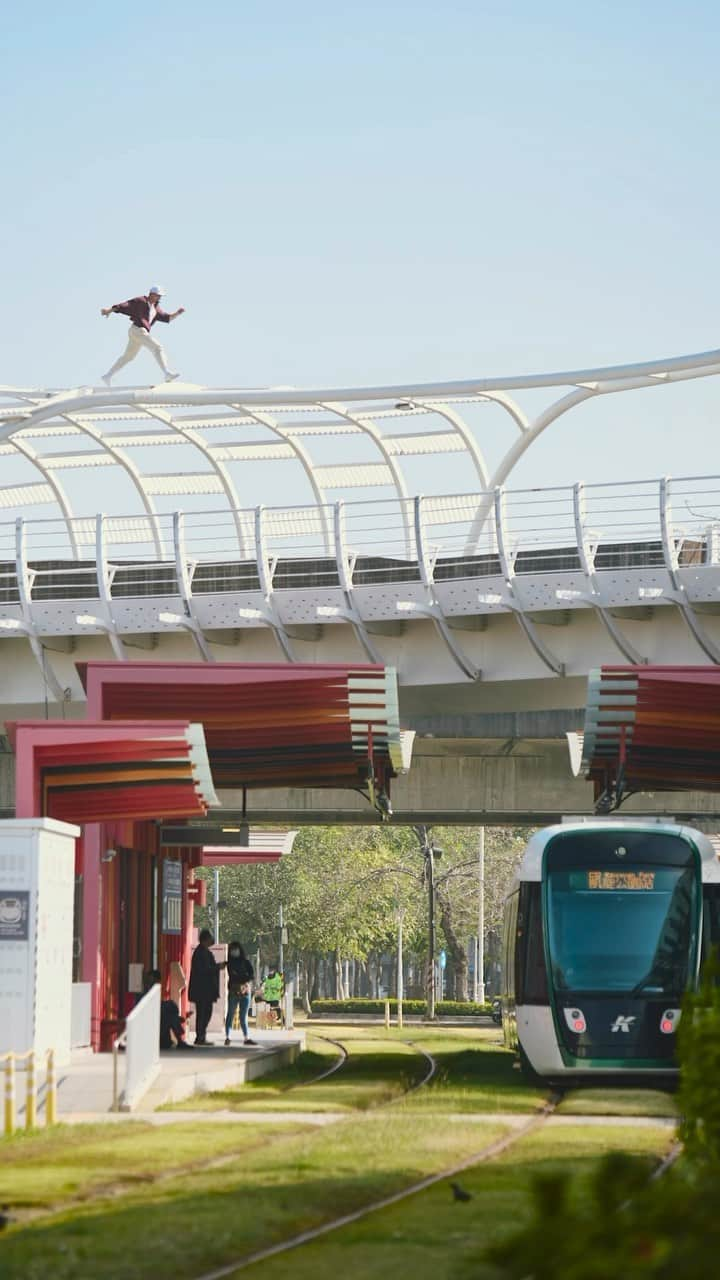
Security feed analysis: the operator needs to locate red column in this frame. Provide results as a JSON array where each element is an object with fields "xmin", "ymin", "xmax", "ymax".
[{"xmin": 81, "ymin": 823, "xmax": 104, "ymax": 1050}]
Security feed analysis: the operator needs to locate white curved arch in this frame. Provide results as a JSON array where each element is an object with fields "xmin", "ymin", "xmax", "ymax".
[
  {"xmin": 4, "ymin": 437, "xmax": 81, "ymax": 558},
  {"xmin": 0, "ymin": 346, "xmax": 719, "ymax": 562}
]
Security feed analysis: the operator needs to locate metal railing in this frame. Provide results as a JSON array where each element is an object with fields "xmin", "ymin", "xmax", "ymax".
[
  {"xmin": 0, "ymin": 474, "xmax": 718, "ymax": 604},
  {"xmin": 2, "ymin": 473, "xmax": 720, "ymax": 686},
  {"xmin": 112, "ymin": 985, "xmax": 160, "ymax": 1112},
  {"xmin": 2, "ymin": 1049, "xmax": 57, "ymax": 1135}
]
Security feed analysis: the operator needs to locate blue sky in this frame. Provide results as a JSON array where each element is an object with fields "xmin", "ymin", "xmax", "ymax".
[{"xmin": 2, "ymin": 0, "xmax": 719, "ymax": 494}]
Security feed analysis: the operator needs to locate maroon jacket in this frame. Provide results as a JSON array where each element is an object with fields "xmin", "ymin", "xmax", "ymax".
[{"xmin": 111, "ymin": 295, "xmax": 171, "ymax": 332}]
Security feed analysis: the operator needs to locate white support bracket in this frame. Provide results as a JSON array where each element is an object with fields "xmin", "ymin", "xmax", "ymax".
[
  {"xmin": 253, "ymin": 505, "xmax": 295, "ymax": 662},
  {"xmin": 660, "ymin": 477, "xmax": 720, "ymax": 663},
  {"xmin": 413, "ymin": 495, "xmax": 480, "ymax": 681},
  {"xmin": 493, "ymin": 488, "xmax": 565, "ymax": 676},
  {"xmin": 172, "ymin": 511, "xmax": 214, "ymax": 662},
  {"xmin": 572, "ymin": 482, "xmax": 647, "ymax": 664},
  {"xmin": 13, "ymin": 517, "xmax": 67, "ymax": 702},
  {"xmin": 332, "ymin": 501, "xmax": 383, "ymax": 663},
  {"xmin": 94, "ymin": 514, "xmax": 127, "ymax": 662}
]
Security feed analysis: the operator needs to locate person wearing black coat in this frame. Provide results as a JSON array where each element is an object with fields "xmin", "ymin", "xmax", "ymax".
[
  {"xmin": 224, "ymin": 941, "xmax": 257, "ymax": 1047},
  {"xmin": 188, "ymin": 929, "xmax": 220, "ymax": 1045}
]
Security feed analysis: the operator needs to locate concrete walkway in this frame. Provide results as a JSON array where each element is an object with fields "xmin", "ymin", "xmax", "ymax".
[
  {"xmin": 58, "ymin": 1107, "xmax": 677, "ymax": 1129},
  {"xmin": 30, "ymin": 1029, "xmax": 306, "ymax": 1119}
]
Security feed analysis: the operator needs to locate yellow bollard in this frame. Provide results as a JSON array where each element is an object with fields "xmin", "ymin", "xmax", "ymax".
[
  {"xmin": 25, "ymin": 1053, "xmax": 37, "ymax": 1130},
  {"xmin": 4, "ymin": 1056, "xmax": 16, "ymax": 1136},
  {"xmin": 46, "ymin": 1049, "xmax": 57, "ymax": 1126},
  {"xmin": 384, "ymin": 999, "xmax": 390, "ymax": 1030}
]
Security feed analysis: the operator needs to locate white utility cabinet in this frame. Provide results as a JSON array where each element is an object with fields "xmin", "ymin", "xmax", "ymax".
[{"xmin": 0, "ymin": 818, "xmax": 80, "ymax": 1062}]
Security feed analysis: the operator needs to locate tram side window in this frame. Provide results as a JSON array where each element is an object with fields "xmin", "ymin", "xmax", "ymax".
[
  {"xmin": 701, "ymin": 885, "xmax": 720, "ymax": 975},
  {"xmin": 516, "ymin": 882, "xmax": 548, "ymax": 1004}
]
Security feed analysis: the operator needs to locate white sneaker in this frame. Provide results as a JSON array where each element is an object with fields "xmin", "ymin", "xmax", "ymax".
[
  {"xmin": 101, "ymin": 374, "xmax": 112, "ymax": 387},
  {"xmin": 165, "ymin": 371, "xmax": 180, "ymax": 382}
]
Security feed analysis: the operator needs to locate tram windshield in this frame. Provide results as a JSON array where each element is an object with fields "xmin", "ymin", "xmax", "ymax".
[{"xmin": 547, "ymin": 865, "xmax": 698, "ymax": 996}]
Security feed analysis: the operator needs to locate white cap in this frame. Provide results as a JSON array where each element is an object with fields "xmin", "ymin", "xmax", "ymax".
[{"xmin": 148, "ymin": 284, "xmax": 165, "ymax": 296}]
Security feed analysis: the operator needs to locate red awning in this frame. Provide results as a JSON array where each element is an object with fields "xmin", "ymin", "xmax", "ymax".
[
  {"xmin": 8, "ymin": 720, "xmax": 218, "ymax": 823},
  {"xmin": 199, "ymin": 830, "xmax": 298, "ymax": 866},
  {"xmin": 78, "ymin": 661, "xmax": 413, "ymax": 815},
  {"xmin": 573, "ymin": 665, "xmax": 720, "ymax": 811}
]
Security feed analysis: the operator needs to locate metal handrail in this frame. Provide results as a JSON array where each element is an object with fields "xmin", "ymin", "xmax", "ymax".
[{"xmin": 112, "ymin": 985, "xmax": 161, "ymax": 1112}]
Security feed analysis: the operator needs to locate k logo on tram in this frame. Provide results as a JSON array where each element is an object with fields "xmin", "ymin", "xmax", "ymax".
[{"xmin": 610, "ymin": 1015, "xmax": 637, "ymax": 1033}]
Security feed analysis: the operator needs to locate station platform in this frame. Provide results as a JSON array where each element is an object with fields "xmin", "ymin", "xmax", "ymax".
[{"xmin": 26, "ymin": 1029, "xmax": 306, "ymax": 1121}]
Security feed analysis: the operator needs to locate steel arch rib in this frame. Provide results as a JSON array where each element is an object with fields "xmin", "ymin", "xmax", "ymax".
[
  {"xmin": 232, "ymin": 405, "xmax": 333, "ymax": 553},
  {"xmin": 318, "ymin": 402, "xmax": 414, "ymax": 556},
  {"xmin": 410, "ymin": 400, "xmax": 491, "ymax": 488},
  {"xmin": 6, "ymin": 437, "xmax": 81, "ymax": 558},
  {"xmin": 140, "ymin": 404, "xmax": 252, "ymax": 558}
]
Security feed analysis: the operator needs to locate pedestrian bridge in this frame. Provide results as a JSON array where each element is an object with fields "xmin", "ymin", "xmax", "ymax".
[{"xmin": 2, "ymin": 349, "xmax": 720, "ymax": 823}]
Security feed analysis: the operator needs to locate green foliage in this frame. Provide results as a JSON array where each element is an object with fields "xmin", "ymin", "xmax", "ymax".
[
  {"xmin": 463, "ymin": 954, "xmax": 720, "ymax": 1279},
  {"xmin": 203, "ymin": 824, "xmax": 528, "ymax": 998},
  {"xmin": 677, "ymin": 951, "xmax": 720, "ymax": 1166},
  {"xmin": 310, "ymin": 998, "xmax": 492, "ymax": 1016}
]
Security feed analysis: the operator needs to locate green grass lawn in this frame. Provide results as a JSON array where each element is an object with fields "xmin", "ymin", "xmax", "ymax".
[
  {"xmin": 0, "ymin": 1115, "xmax": 509, "ymax": 1280},
  {"xmin": 166, "ymin": 1026, "xmax": 549, "ymax": 1116},
  {"xmin": 0, "ymin": 1120, "xmax": 306, "ymax": 1209},
  {"xmin": 0, "ymin": 1025, "xmax": 680, "ymax": 1280},
  {"xmin": 243, "ymin": 1123, "xmax": 673, "ymax": 1280},
  {"xmin": 557, "ymin": 1085, "xmax": 677, "ymax": 1117},
  {"xmin": 166, "ymin": 1032, "xmax": 427, "ymax": 1114}
]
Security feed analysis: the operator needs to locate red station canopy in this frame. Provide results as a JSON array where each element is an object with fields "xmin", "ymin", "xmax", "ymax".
[
  {"xmin": 78, "ymin": 661, "xmax": 413, "ymax": 815},
  {"xmin": 8, "ymin": 720, "xmax": 218, "ymax": 823},
  {"xmin": 571, "ymin": 665, "xmax": 720, "ymax": 811}
]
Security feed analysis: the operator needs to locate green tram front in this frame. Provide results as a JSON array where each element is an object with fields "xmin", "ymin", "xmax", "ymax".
[{"xmin": 502, "ymin": 822, "xmax": 720, "ymax": 1081}]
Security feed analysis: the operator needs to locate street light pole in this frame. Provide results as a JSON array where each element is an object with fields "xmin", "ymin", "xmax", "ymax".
[
  {"xmin": 427, "ymin": 837, "xmax": 436, "ymax": 1022},
  {"xmin": 396, "ymin": 907, "xmax": 405, "ymax": 1004},
  {"xmin": 477, "ymin": 826, "xmax": 486, "ymax": 1004},
  {"xmin": 414, "ymin": 825, "xmax": 438, "ymax": 1021},
  {"xmin": 279, "ymin": 903, "xmax": 284, "ymax": 976}
]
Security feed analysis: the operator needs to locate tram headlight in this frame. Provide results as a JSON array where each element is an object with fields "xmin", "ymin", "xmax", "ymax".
[
  {"xmin": 660, "ymin": 1009, "xmax": 681, "ymax": 1034},
  {"xmin": 563, "ymin": 1007, "xmax": 587, "ymax": 1034}
]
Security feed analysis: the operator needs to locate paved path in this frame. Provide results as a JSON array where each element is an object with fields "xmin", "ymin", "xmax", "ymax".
[
  {"xmin": 13, "ymin": 1030, "xmax": 306, "ymax": 1120},
  {"xmin": 58, "ymin": 1108, "xmax": 677, "ymax": 1128}
]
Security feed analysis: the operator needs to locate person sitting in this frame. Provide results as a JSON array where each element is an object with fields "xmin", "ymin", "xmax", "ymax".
[
  {"xmin": 224, "ymin": 941, "xmax": 257, "ymax": 1048},
  {"xmin": 144, "ymin": 969, "xmax": 193, "ymax": 1050}
]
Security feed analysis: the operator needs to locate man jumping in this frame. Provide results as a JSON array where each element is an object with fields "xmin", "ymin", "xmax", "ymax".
[{"xmin": 100, "ymin": 285, "xmax": 185, "ymax": 385}]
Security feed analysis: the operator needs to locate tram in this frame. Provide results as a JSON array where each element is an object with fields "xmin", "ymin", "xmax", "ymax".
[{"xmin": 501, "ymin": 821, "xmax": 720, "ymax": 1081}]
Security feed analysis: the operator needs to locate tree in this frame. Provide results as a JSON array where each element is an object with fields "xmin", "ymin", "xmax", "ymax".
[{"xmin": 198, "ymin": 824, "xmax": 528, "ymax": 1007}]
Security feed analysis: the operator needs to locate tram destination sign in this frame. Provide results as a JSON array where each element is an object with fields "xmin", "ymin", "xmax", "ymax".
[{"xmin": 587, "ymin": 871, "xmax": 655, "ymax": 891}]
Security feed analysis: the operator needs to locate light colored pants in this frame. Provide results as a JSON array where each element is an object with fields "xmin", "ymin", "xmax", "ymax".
[{"xmin": 105, "ymin": 323, "xmax": 171, "ymax": 378}]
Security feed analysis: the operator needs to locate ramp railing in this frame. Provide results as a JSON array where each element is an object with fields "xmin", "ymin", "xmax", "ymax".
[{"xmin": 112, "ymin": 984, "xmax": 160, "ymax": 1112}]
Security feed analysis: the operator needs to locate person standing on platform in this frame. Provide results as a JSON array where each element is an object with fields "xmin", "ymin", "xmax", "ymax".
[
  {"xmin": 224, "ymin": 941, "xmax": 257, "ymax": 1047},
  {"xmin": 100, "ymin": 285, "xmax": 185, "ymax": 384},
  {"xmin": 189, "ymin": 929, "xmax": 220, "ymax": 1045}
]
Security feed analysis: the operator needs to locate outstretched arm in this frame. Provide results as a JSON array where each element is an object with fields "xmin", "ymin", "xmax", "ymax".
[
  {"xmin": 156, "ymin": 306, "xmax": 186, "ymax": 323},
  {"xmin": 101, "ymin": 301, "xmax": 131, "ymax": 318}
]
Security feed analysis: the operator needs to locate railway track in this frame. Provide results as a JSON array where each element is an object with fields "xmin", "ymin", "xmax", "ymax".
[
  {"xmin": 194, "ymin": 1091, "xmax": 564, "ymax": 1280},
  {"xmin": 296, "ymin": 1029, "xmax": 437, "ymax": 1103}
]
